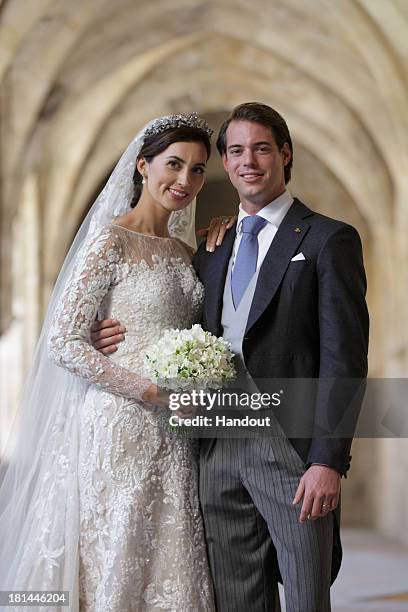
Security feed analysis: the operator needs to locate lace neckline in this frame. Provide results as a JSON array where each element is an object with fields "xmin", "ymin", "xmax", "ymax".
[{"xmin": 110, "ymin": 224, "xmax": 173, "ymax": 240}]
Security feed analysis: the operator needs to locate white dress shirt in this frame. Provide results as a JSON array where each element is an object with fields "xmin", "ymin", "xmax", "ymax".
[{"xmin": 231, "ymin": 190, "xmax": 294, "ymax": 271}]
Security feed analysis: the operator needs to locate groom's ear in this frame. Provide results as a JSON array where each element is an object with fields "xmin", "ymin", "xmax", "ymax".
[
  {"xmin": 221, "ymin": 152, "xmax": 229, "ymax": 173},
  {"xmin": 281, "ymin": 143, "xmax": 291, "ymax": 167}
]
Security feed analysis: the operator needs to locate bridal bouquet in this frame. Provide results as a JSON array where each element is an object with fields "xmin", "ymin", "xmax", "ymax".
[{"xmin": 144, "ymin": 324, "xmax": 236, "ymax": 391}]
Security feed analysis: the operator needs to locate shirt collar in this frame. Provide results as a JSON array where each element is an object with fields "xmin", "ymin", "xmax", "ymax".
[{"xmin": 236, "ymin": 190, "xmax": 294, "ymax": 234}]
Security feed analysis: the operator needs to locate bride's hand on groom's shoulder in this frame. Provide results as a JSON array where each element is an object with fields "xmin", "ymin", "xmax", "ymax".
[
  {"xmin": 90, "ymin": 319, "xmax": 126, "ymax": 355},
  {"xmin": 197, "ymin": 215, "xmax": 237, "ymax": 253}
]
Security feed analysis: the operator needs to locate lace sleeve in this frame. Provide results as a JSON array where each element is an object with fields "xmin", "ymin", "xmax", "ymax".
[{"xmin": 47, "ymin": 227, "xmax": 152, "ymax": 400}]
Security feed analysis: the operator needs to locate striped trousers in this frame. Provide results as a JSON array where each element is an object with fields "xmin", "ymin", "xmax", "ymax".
[{"xmin": 199, "ymin": 436, "xmax": 333, "ymax": 612}]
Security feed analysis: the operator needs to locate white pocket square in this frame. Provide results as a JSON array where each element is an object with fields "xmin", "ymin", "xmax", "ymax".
[{"xmin": 291, "ymin": 252, "xmax": 306, "ymax": 261}]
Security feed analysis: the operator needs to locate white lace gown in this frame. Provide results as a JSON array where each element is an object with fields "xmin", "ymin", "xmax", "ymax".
[{"xmin": 48, "ymin": 225, "xmax": 215, "ymax": 611}]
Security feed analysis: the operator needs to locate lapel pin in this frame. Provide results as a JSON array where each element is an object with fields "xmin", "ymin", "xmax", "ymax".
[{"xmin": 294, "ymin": 227, "xmax": 301, "ymax": 233}]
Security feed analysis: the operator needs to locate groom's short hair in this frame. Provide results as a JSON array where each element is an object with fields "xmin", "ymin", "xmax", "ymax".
[{"xmin": 216, "ymin": 102, "xmax": 293, "ymax": 184}]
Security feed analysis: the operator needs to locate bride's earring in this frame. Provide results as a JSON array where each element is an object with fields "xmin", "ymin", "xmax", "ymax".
[{"xmin": 142, "ymin": 174, "xmax": 147, "ymax": 185}]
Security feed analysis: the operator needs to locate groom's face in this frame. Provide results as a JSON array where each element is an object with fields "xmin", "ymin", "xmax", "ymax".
[{"xmin": 222, "ymin": 120, "xmax": 291, "ymax": 211}]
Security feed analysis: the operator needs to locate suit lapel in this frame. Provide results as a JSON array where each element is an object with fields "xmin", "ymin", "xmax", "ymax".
[
  {"xmin": 203, "ymin": 222, "xmax": 236, "ymax": 335},
  {"xmin": 246, "ymin": 199, "xmax": 313, "ymax": 333}
]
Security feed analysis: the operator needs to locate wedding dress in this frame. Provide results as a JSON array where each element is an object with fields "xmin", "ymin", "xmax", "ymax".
[
  {"xmin": 45, "ymin": 224, "xmax": 214, "ymax": 611},
  {"xmin": 0, "ymin": 113, "xmax": 215, "ymax": 612}
]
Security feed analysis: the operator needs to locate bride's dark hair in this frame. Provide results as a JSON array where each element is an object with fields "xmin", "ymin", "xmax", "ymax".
[{"xmin": 131, "ymin": 127, "xmax": 211, "ymax": 207}]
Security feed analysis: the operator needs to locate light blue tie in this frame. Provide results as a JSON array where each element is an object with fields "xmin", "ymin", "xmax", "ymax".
[{"xmin": 231, "ymin": 215, "xmax": 267, "ymax": 309}]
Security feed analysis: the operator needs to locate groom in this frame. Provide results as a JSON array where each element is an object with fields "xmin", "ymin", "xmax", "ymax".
[
  {"xmin": 92, "ymin": 102, "xmax": 369, "ymax": 611},
  {"xmin": 193, "ymin": 102, "xmax": 368, "ymax": 611}
]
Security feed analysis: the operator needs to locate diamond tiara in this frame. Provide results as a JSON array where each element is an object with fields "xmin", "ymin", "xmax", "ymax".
[{"xmin": 144, "ymin": 112, "xmax": 213, "ymax": 139}]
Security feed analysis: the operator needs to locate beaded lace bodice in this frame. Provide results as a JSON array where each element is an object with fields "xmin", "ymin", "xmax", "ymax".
[{"xmin": 48, "ymin": 224, "xmax": 204, "ymax": 398}]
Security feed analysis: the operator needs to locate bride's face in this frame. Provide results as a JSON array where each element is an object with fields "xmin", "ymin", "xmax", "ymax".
[{"xmin": 138, "ymin": 141, "xmax": 207, "ymax": 212}]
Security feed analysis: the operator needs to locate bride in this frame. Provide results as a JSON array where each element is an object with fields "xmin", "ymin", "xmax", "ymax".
[{"xmin": 0, "ymin": 112, "xmax": 234, "ymax": 611}]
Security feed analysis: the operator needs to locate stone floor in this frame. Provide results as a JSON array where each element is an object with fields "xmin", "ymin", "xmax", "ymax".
[{"xmin": 279, "ymin": 528, "xmax": 408, "ymax": 611}]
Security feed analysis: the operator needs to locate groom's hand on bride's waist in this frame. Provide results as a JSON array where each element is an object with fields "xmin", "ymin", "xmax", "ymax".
[{"xmin": 90, "ymin": 319, "xmax": 126, "ymax": 355}]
